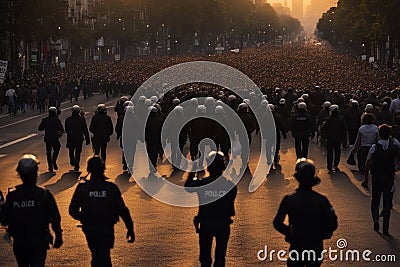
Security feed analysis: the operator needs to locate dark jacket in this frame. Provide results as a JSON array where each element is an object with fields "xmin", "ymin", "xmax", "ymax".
[
  {"xmin": 273, "ymin": 188, "xmax": 338, "ymax": 247},
  {"xmin": 377, "ymin": 110, "xmax": 393, "ymax": 126},
  {"xmin": 38, "ymin": 115, "xmax": 64, "ymax": 143},
  {"xmin": 65, "ymin": 113, "xmax": 90, "ymax": 146},
  {"xmin": 69, "ymin": 177, "xmax": 133, "ymax": 231},
  {"xmin": 322, "ymin": 114, "xmax": 347, "ymax": 143},
  {"xmin": 371, "ymin": 142, "xmax": 400, "ymax": 183},
  {"xmin": 344, "ymin": 107, "xmax": 362, "ymax": 132},
  {"xmin": 185, "ymin": 172, "xmax": 237, "ymax": 222},
  {"xmin": 289, "ymin": 111, "xmax": 315, "ymax": 138},
  {"xmin": 0, "ymin": 185, "xmax": 62, "ymax": 246},
  {"xmin": 89, "ymin": 113, "xmax": 113, "ymax": 143}
]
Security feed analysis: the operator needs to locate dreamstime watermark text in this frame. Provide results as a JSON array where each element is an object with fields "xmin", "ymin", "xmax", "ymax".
[{"xmin": 257, "ymin": 238, "xmax": 396, "ymax": 263}]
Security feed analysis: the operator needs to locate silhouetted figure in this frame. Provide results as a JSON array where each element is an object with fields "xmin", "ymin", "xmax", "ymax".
[
  {"xmin": 364, "ymin": 124, "xmax": 400, "ymax": 235},
  {"xmin": 65, "ymin": 105, "xmax": 90, "ymax": 172},
  {"xmin": 273, "ymin": 158, "xmax": 338, "ymax": 267},
  {"xmin": 69, "ymin": 156, "xmax": 135, "ymax": 267},
  {"xmin": 0, "ymin": 155, "xmax": 63, "ymax": 267},
  {"xmin": 89, "ymin": 104, "xmax": 114, "ymax": 162},
  {"xmin": 185, "ymin": 151, "xmax": 237, "ymax": 267},
  {"xmin": 321, "ymin": 105, "xmax": 347, "ymax": 172},
  {"xmin": 38, "ymin": 106, "xmax": 64, "ymax": 172},
  {"xmin": 145, "ymin": 106, "xmax": 164, "ymax": 174},
  {"xmin": 289, "ymin": 103, "xmax": 316, "ymax": 159}
]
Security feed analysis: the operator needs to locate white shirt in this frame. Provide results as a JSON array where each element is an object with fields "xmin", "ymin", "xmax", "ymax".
[
  {"xmin": 389, "ymin": 98, "xmax": 400, "ymax": 114},
  {"xmin": 356, "ymin": 124, "xmax": 379, "ymax": 147}
]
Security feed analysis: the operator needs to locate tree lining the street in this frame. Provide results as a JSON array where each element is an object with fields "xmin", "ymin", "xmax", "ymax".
[{"xmin": 316, "ymin": 0, "xmax": 400, "ymax": 66}]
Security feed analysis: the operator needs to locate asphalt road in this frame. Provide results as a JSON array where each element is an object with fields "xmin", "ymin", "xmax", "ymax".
[{"xmin": 0, "ymin": 93, "xmax": 399, "ymax": 266}]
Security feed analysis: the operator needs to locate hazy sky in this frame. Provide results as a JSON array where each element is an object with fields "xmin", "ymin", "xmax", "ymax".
[{"xmin": 268, "ymin": 0, "xmax": 311, "ymax": 9}]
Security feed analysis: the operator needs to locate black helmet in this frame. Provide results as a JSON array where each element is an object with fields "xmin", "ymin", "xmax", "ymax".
[
  {"xmin": 87, "ymin": 156, "xmax": 105, "ymax": 175},
  {"xmin": 17, "ymin": 154, "xmax": 39, "ymax": 174},
  {"xmin": 294, "ymin": 158, "xmax": 320, "ymax": 187},
  {"xmin": 206, "ymin": 151, "xmax": 227, "ymax": 174},
  {"xmin": 17, "ymin": 154, "xmax": 39, "ymax": 184}
]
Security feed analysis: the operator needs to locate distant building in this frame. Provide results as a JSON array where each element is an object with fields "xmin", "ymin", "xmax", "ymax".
[
  {"xmin": 272, "ymin": 3, "xmax": 291, "ymax": 16},
  {"xmin": 292, "ymin": 0, "xmax": 304, "ymax": 20},
  {"xmin": 67, "ymin": 0, "xmax": 90, "ymax": 24},
  {"xmin": 304, "ymin": 0, "xmax": 337, "ymax": 35}
]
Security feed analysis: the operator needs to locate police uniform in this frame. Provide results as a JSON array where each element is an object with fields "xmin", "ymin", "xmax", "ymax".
[
  {"xmin": 289, "ymin": 108, "xmax": 315, "ymax": 159},
  {"xmin": 69, "ymin": 175, "xmax": 134, "ymax": 267},
  {"xmin": 0, "ymin": 185, "xmax": 62, "ymax": 267},
  {"xmin": 145, "ymin": 108, "xmax": 164, "ymax": 173},
  {"xmin": 185, "ymin": 172, "xmax": 237, "ymax": 267},
  {"xmin": 89, "ymin": 108, "xmax": 114, "ymax": 162},
  {"xmin": 65, "ymin": 108, "xmax": 90, "ymax": 172},
  {"xmin": 38, "ymin": 109, "xmax": 64, "ymax": 172},
  {"xmin": 273, "ymin": 159, "xmax": 337, "ymax": 267}
]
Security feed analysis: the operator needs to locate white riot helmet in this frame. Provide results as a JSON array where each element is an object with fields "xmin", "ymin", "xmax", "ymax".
[
  {"xmin": 150, "ymin": 95, "xmax": 158, "ymax": 103},
  {"xmin": 72, "ymin": 105, "xmax": 80, "ymax": 113},
  {"xmin": 197, "ymin": 105, "xmax": 206, "ymax": 114},
  {"xmin": 323, "ymin": 101, "xmax": 331, "ymax": 109},
  {"xmin": 215, "ymin": 105, "xmax": 224, "ymax": 114}
]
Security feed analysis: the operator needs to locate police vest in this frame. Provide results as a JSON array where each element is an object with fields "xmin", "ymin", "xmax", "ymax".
[{"xmin": 372, "ymin": 142, "xmax": 397, "ymax": 180}]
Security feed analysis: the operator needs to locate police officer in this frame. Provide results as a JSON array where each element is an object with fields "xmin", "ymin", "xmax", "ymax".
[
  {"xmin": 0, "ymin": 155, "xmax": 63, "ymax": 267},
  {"xmin": 165, "ymin": 105, "xmax": 189, "ymax": 171},
  {"xmin": 145, "ymin": 106, "xmax": 164, "ymax": 175},
  {"xmin": 89, "ymin": 104, "xmax": 114, "ymax": 162},
  {"xmin": 321, "ymin": 105, "xmax": 347, "ymax": 172},
  {"xmin": 114, "ymin": 96, "xmax": 128, "ymax": 118},
  {"xmin": 185, "ymin": 151, "xmax": 237, "ymax": 267},
  {"xmin": 115, "ymin": 101, "xmax": 133, "ymax": 171},
  {"xmin": 364, "ymin": 124, "xmax": 400, "ymax": 235},
  {"xmin": 69, "ymin": 156, "xmax": 135, "ymax": 267},
  {"xmin": 65, "ymin": 105, "xmax": 90, "ymax": 172},
  {"xmin": 268, "ymin": 103, "xmax": 287, "ymax": 166},
  {"xmin": 289, "ymin": 102, "xmax": 316, "ymax": 159},
  {"xmin": 273, "ymin": 159, "xmax": 338, "ymax": 267},
  {"xmin": 344, "ymin": 100, "xmax": 362, "ymax": 146},
  {"xmin": 38, "ymin": 106, "xmax": 64, "ymax": 172}
]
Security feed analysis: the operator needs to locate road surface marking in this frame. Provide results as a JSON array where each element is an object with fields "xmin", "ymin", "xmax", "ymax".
[
  {"xmin": 0, "ymin": 133, "xmax": 38, "ymax": 149},
  {"xmin": 0, "ymin": 154, "xmax": 7, "ymax": 159}
]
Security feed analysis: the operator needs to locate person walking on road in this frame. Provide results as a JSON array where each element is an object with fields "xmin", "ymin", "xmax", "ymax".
[
  {"xmin": 185, "ymin": 151, "xmax": 237, "ymax": 267},
  {"xmin": 69, "ymin": 156, "xmax": 135, "ymax": 267},
  {"xmin": 89, "ymin": 104, "xmax": 113, "ymax": 163},
  {"xmin": 273, "ymin": 158, "xmax": 338, "ymax": 267},
  {"xmin": 289, "ymin": 102, "xmax": 316, "ymax": 159},
  {"xmin": 0, "ymin": 154, "xmax": 63, "ymax": 267},
  {"xmin": 38, "ymin": 106, "xmax": 64, "ymax": 173},
  {"xmin": 364, "ymin": 124, "xmax": 400, "ymax": 235},
  {"xmin": 351, "ymin": 113, "xmax": 379, "ymax": 175},
  {"xmin": 65, "ymin": 105, "xmax": 90, "ymax": 172},
  {"xmin": 320, "ymin": 105, "xmax": 347, "ymax": 172}
]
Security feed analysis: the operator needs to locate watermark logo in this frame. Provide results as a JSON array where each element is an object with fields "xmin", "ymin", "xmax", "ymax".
[
  {"xmin": 122, "ymin": 61, "xmax": 276, "ymax": 207},
  {"xmin": 257, "ymin": 238, "xmax": 396, "ymax": 263}
]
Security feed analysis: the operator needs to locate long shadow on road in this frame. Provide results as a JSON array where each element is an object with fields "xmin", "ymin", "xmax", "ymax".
[
  {"xmin": 45, "ymin": 171, "xmax": 80, "ymax": 195},
  {"xmin": 115, "ymin": 172, "xmax": 135, "ymax": 194},
  {"xmin": 37, "ymin": 172, "xmax": 56, "ymax": 185}
]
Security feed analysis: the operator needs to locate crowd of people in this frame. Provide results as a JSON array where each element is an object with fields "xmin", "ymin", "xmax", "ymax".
[
  {"xmin": 1, "ymin": 41, "xmax": 399, "ymax": 115},
  {"xmin": 1, "ymin": 41, "xmax": 400, "ymax": 267}
]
